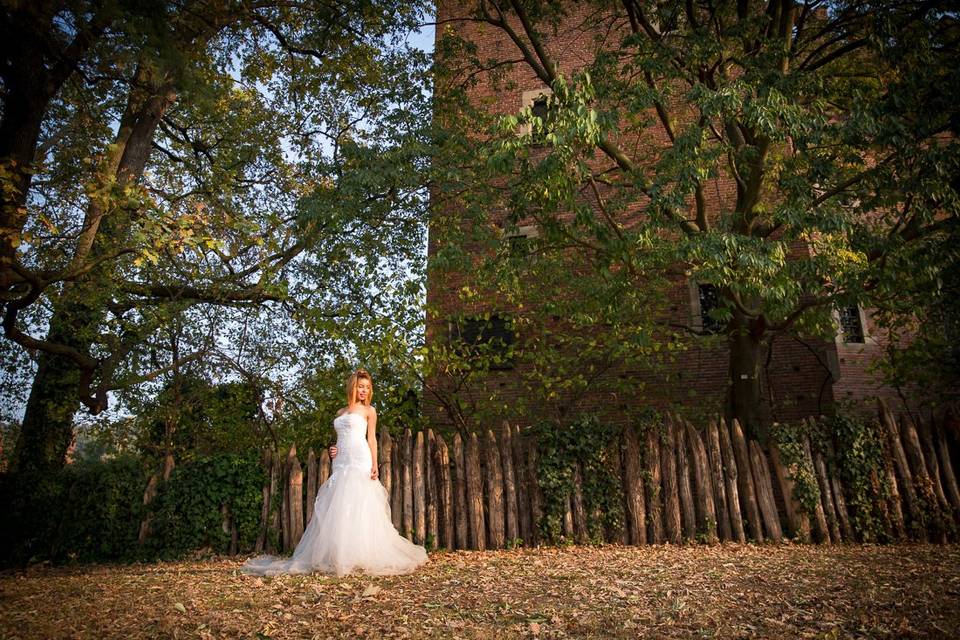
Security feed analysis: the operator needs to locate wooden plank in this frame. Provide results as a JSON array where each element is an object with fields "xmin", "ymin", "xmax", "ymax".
[
  {"xmin": 319, "ymin": 448, "xmax": 331, "ymax": 486},
  {"xmin": 571, "ymin": 461, "xmax": 588, "ymax": 544},
  {"xmin": 659, "ymin": 414, "xmax": 682, "ymax": 544},
  {"xmin": 768, "ymin": 441, "xmax": 810, "ymax": 542},
  {"xmin": 252, "ymin": 449, "xmax": 269, "ymax": 553},
  {"xmin": 286, "ymin": 446, "xmax": 304, "ymax": 549},
  {"xmin": 413, "ymin": 431, "xmax": 427, "ymax": 545},
  {"xmin": 426, "ymin": 430, "xmax": 439, "ymax": 547},
  {"xmin": 644, "ymin": 424, "xmax": 664, "ymax": 544},
  {"xmin": 802, "ymin": 433, "xmax": 831, "ymax": 544},
  {"xmin": 749, "ymin": 441, "xmax": 782, "ymax": 542},
  {"xmin": 917, "ymin": 416, "xmax": 953, "ymax": 518},
  {"xmin": 621, "ymin": 426, "xmax": 647, "ymax": 545},
  {"xmin": 526, "ymin": 433, "xmax": 543, "ymax": 546},
  {"xmin": 379, "ymin": 430, "xmax": 392, "ymax": 506},
  {"xmin": 825, "ymin": 441, "xmax": 855, "ymax": 542},
  {"xmin": 402, "ymin": 428, "xmax": 413, "ymax": 541},
  {"xmin": 935, "ymin": 416, "xmax": 960, "ymax": 519},
  {"xmin": 435, "ymin": 432, "xmax": 455, "ymax": 549},
  {"xmin": 706, "ymin": 419, "xmax": 732, "ymax": 542},
  {"xmin": 685, "ymin": 420, "xmax": 718, "ymax": 543},
  {"xmin": 512, "ymin": 424, "xmax": 531, "ymax": 545},
  {"xmin": 500, "ymin": 423, "xmax": 520, "ymax": 544},
  {"xmin": 730, "ymin": 418, "xmax": 764, "ymax": 542},
  {"xmin": 453, "ymin": 432, "xmax": 469, "ymax": 550},
  {"xmin": 901, "ymin": 415, "xmax": 942, "ymax": 541},
  {"xmin": 306, "ymin": 449, "xmax": 317, "ymax": 524},
  {"xmin": 675, "ymin": 416, "xmax": 696, "ymax": 540},
  {"xmin": 390, "ymin": 440, "xmax": 402, "ymax": 531},
  {"xmin": 878, "ymin": 400, "xmax": 920, "ymax": 534},
  {"xmin": 484, "ymin": 429, "xmax": 506, "ymax": 549},
  {"xmin": 811, "ymin": 443, "xmax": 841, "ymax": 543},
  {"xmin": 267, "ymin": 449, "xmax": 282, "ymax": 553},
  {"xmin": 466, "ymin": 431, "xmax": 486, "ymax": 550},
  {"xmin": 718, "ymin": 418, "xmax": 746, "ymax": 543}
]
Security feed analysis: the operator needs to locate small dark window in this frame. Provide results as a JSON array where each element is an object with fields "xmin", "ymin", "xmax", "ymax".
[
  {"xmin": 453, "ymin": 314, "xmax": 515, "ymax": 369},
  {"xmin": 698, "ymin": 284, "xmax": 725, "ymax": 334},
  {"xmin": 529, "ymin": 94, "xmax": 551, "ymax": 144},
  {"xmin": 507, "ymin": 234, "xmax": 529, "ymax": 258},
  {"xmin": 838, "ymin": 306, "xmax": 865, "ymax": 343}
]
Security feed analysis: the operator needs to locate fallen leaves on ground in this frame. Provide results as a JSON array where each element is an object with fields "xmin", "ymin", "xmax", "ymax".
[{"xmin": 1, "ymin": 543, "xmax": 958, "ymax": 638}]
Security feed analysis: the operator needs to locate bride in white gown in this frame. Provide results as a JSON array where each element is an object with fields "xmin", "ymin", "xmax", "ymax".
[{"xmin": 242, "ymin": 369, "xmax": 428, "ymax": 576}]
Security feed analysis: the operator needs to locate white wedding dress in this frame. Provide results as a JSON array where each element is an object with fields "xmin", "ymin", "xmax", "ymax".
[{"xmin": 242, "ymin": 412, "xmax": 428, "ymax": 576}]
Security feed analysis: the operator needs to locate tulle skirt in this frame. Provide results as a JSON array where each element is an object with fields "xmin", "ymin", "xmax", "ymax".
[{"xmin": 242, "ymin": 465, "xmax": 428, "ymax": 576}]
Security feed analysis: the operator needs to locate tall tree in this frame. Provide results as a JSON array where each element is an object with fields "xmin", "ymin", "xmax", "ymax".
[
  {"xmin": 2, "ymin": 0, "xmax": 431, "ymax": 476},
  {"xmin": 431, "ymin": 0, "xmax": 960, "ymax": 436}
]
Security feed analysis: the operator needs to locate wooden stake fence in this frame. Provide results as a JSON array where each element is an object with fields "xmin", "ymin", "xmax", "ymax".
[{"xmin": 243, "ymin": 401, "xmax": 959, "ymax": 554}]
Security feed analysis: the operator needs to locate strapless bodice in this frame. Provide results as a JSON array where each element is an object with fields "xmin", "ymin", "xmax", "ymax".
[{"xmin": 332, "ymin": 412, "xmax": 371, "ymax": 472}]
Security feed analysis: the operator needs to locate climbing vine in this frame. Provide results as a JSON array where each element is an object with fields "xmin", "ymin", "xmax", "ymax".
[
  {"xmin": 534, "ymin": 415, "xmax": 624, "ymax": 543},
  {"xmin": 771, "ymin": 422, "xmax": 821, "ymax": 518}
]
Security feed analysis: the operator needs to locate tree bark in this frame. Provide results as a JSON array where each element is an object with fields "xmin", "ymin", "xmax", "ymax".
[
  {"xmin": 768, "ymin": 442, "xmax": 810, "ymax": 542},
  {"xmin": 306, "ymin": 449, "xmax": 317, "ymax": 524},
  {"xmin": 512, "ymin": 425, "xmax": 532, "ymax": 544},
  {"xmin": 811, "ymin": 444, "xmax": 842, "ymax": 543},
  {"xmin": 725, "ymin": 312, "xmax": 769, "ymax": 440},
  {"xmin": 878, "ymin": 401, "xmax": 920, "ymax": 535},
  {"xmin": 571, "ymin": 461, "xmax": 588, "ymax": 544},
  {"xmin": 286, "ymin": 446, "xmax": 304, "ymax": 548},
  {"xmin": 526, "ymin": 432, "xmax": 543, "ymax": 545},
  {"xmin": 426, "ymin": 430, "xmax": 439, "ymax": 547}
]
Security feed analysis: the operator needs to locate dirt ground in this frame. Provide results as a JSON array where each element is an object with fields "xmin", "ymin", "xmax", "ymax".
[{"xmin": 1, "ymin": 543, "xmax": 958, "ymax": 639}]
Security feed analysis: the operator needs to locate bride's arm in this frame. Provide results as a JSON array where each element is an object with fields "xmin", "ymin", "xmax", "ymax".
[{"xmin": 367, "ymin": 406, "xmax": 379, "ymax": 480}]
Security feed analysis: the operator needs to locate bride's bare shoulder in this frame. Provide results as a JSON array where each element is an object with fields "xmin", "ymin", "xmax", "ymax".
[{"xmin": 335, "ymin": 406, "xmax": 348, "ymax": 417}]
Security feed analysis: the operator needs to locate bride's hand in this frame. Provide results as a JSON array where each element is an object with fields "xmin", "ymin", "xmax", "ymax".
[
  {"xmin": 370, "ymin": 466, "xmax": 379, "ymax": 480},
  {"xmin": 329, "ymin": 446, "xmax": 337, "ymax": 459}
]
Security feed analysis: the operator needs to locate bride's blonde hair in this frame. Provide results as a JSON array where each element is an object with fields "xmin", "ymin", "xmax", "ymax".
[{"xmin": 346, "ymin": 368, "xmax": 374, "ymax": 406}]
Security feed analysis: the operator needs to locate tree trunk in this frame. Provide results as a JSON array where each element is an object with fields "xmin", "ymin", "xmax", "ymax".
[
  {"xmin": 675, "ymin": 417, "xmax": 696, "ymax": 540},
  {"xmin": 811, "ymin": 444, "xmax": 842, "ymax": 543},
  {"xmin": 571, "ymin": 461, "xmax": 588, "ymax": 544},
  {"xmin": 286, "ymin": 446, "xmax": 304, "ymax": 548},
  {"xmin": 306, "ymin": 449, "xmax": 317, "ymax": 524},
  {"xmin": 725, "ymin": 313, "xmax": 769, "ymax": 440},
  {"xmin": 12, "ymin": 61, "xmax": 178, "ymax": 476},
  {"xmin": 878, "ymin": 401, "xmax": 921, "ymax": 536}
]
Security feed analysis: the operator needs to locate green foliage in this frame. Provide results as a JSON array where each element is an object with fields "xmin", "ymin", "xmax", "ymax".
[
  {"xmin": 771, "ymin": 422, "xmax": 821, "ymax": 519},
  {"xmin": 534, "ymin": 415, "xmax": 624, "ymax": 543},
  {"xmin": 822, "ymin": 412, "xmax": 893, "ymax": 543},
  {"xmin": 146, "ymin": 453, "xmax": 265, "ymax": 560},
  {"xmin": 52, "ymin": 456, "xmax": 148, "ymax": 562}
]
